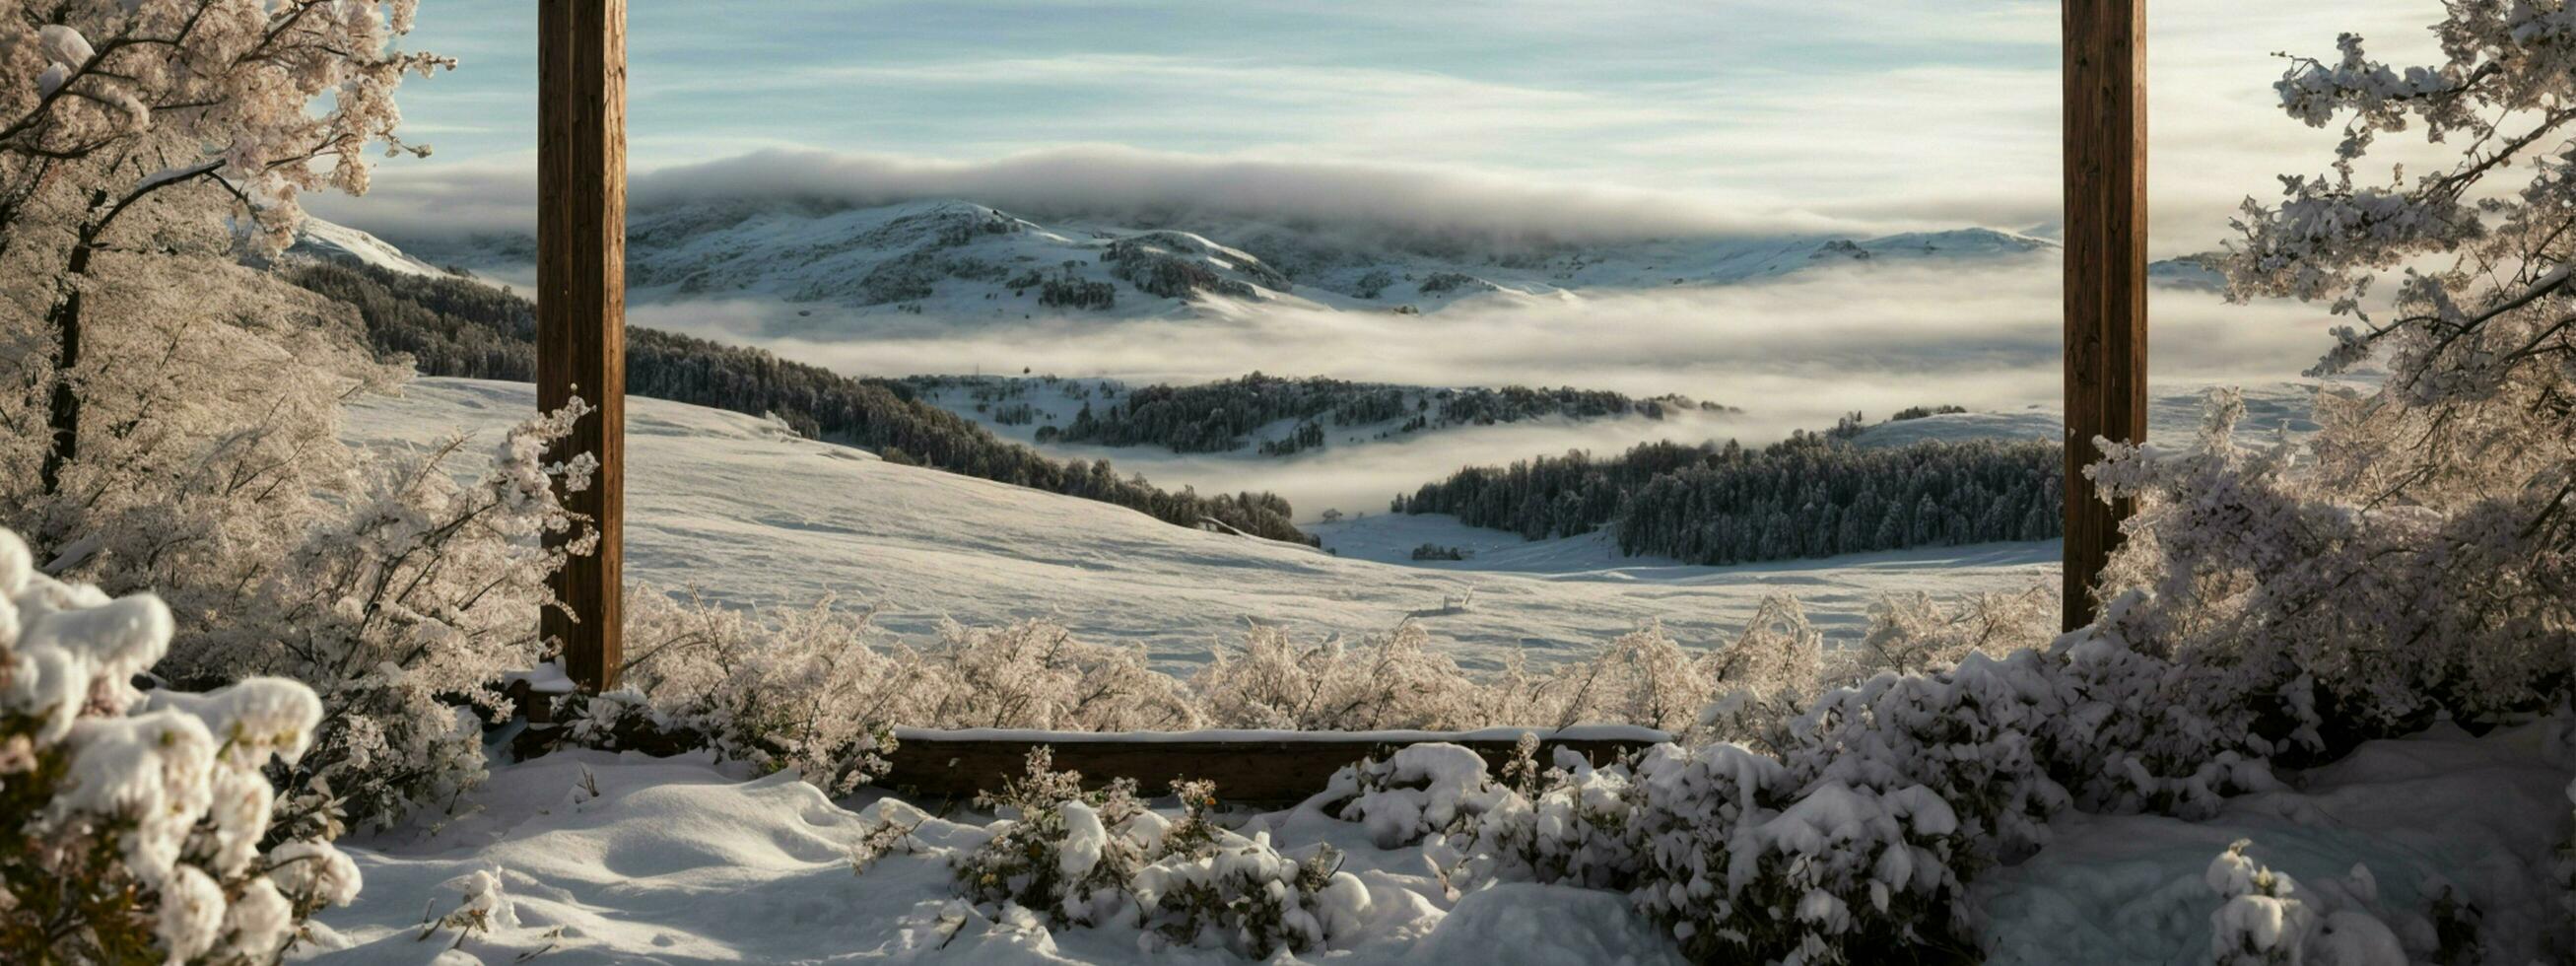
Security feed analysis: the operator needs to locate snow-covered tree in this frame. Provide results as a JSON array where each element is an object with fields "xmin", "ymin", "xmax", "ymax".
[
  {"xmin": 0, "ymin": 0, "xmax": 448, "ymax": 503},
  {"xmin": 0, "ymin": 5, "xmax": 591, "ymax": 832},
  {"xmin": 2089, "ymin": 2, "xmax": 2576, "ymax": 746}
]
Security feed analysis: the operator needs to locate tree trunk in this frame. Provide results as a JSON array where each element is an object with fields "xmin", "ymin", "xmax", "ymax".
[{"xmin": 38, "ymin": 191, "xmax": 106, "ymax": 499}]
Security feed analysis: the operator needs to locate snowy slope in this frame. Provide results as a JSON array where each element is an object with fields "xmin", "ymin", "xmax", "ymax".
[
  {"xmin": 292, "ymin": 218, "xmax": 451, "ymax": 278},
  {"xmin": 340, "ymin": 379, "xmax": 2056, "ymax": 670},
  {"xmin": 371, "ymin": 199, "xmax": 2057, "ymax": 321}
]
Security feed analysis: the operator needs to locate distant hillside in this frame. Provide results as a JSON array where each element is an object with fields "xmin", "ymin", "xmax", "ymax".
[
  {"xmin": 901, "ymin": 373, "xmax": 1734, "ymax": 457},
  {"xmin": 1394, "ymin": 430, "xmax": 2062, "ymax": 566},
  {"xmin": 344, "ymin": 199, "xmax": 2059, "ymax": 321},
  {"xmin": 283, "ymin": 260, "xmax": 1310, "ymax": 544}
]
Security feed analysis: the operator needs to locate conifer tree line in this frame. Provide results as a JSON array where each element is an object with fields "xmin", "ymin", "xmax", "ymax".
[
  {"xmin": 1047, "ymin": 372, "xmax": 1729, "ymax": 455},
  {"xmin": 286, "ymin": 261, "xmax": 1310, "ymax": 544},
  {"xmin": 1392, "ymin": 430, "xmax": 2062, "ymax": 565}
]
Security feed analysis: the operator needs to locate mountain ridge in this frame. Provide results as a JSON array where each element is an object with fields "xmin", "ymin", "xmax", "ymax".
[{"xmin": 306, "ymin": 198, "xmax": 2064, "ymax": 320}]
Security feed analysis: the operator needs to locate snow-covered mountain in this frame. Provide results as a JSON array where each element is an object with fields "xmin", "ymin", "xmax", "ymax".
[{"xmin": 345, "ymin": 199, "xmax": 2058, "ymax": 319}]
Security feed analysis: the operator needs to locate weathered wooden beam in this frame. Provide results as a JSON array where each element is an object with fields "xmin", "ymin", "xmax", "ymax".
[
  {"xmin": 879, "ymin": 729, "xmax": 1666, "ymax": 803},
  {"xmin": 2061, "ymin": 0, "xmax": 2148, "ymax": 631},
  {"xmin": 537, "ymin": 0, "xmax": 627, "ymax": 690}
]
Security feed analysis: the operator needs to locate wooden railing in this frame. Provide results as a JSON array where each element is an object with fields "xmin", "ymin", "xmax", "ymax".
[
  {"xmin": 881, "ymin": 725, "xmax": 1670, "ymax": 803},
  {"xmin": 507, "ymin": 679, "xmax": 1666, "ymax": 802}
]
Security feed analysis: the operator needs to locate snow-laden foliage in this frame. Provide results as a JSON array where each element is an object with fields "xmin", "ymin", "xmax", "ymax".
[
  {"xmin": 1190, "ymin": 621, "xmax": 1485, "ymax": 731},
  {"xmin": 0, "ymin": 525, "xmax": 360, "ymax": 962},
  {"xmin": 576, "ymin": 587, "xmax": 1848, "ymax": 796},
  {"xmin": 1306, "ymin": 728, "xmax": 1971, "ymax": 963},
  {"xmin": 571, "ymin": 598, "xmax": 1212, "ymax": 792},
  {"xmin": 946, "ymin": 749, "xmax": 1369, "ymax": 958},
  {"xmin": 0, "ymin": 6, "xmax": 584, "ymax": 834},
  {"xmin": 1836, "ymin": 585, "xmax": 2054, "ymax": 684},
  {"xmin": 1, "ymin": 1, "xmax": 447, "ymax": 503},
  {"xmin": 1304, "ymin": 742, "xmax": 1513, "ymax": 849},
  {"xmin": 1191, "ymin": 597, "xmax": 1821, "ymax": 739},
  {"xmin": 2205, "ymin": 840, "xmax": 2408, "ymax": 966},
  {"xmin": 0, "ymin": 257, "xmax": 590, "ymax": 833},
  {"xmin": 914, "ymin": 619, "xmax": 1201, "ymax": 731},
  {"xmin": 2096, "ymin": 0, "xmax": 2576, "ymax": 745},
  {"xmin": 569, "ymin": 589, "xmax": 915, "ymax": 794}
]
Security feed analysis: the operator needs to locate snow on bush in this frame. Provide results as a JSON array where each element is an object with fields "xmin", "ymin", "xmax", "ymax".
[
  {"xmin": 572, "ymin": 589, "xmax": 911, "ymax": 794},
  {"xmin": 0, "ymin": 526, "xmax": 359, "ymax": 962},
  {"xmin": 2205, "ymin": 840, "xmax": 2407, "ymax": 966},
  {"xmin": 573, "ymin": 599, "xmax": 1213, "ymax": 792},
  {"xmin": 1190, "ymin": 620, "xmax": 1486, "ymax": 731},
  {"xmin": 1304, "ymin": 741, "xmax": 1512, "ymax": 849},
  {"xmin": 1837, "ymin": 585, "xmax": 2054, "ymax": 684},
  {"xmin": 915, "ymin": 618, "xmax": 1201, "ymax": 731},
  {"xmin": 943, "ymin": 748, "xmax": 1369, "ymax": 957}
]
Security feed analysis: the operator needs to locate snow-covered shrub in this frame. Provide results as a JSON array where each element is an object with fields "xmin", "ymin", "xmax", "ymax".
[
  {"xmin": 1193, "ymin": 620, "xmax": 1486, "ymax": 730},
  {"xmin": 2204, "ymin": 840, "xmax": 2407, "ymax": 966},
  {"xmin": 576, "ymin": 588, "xmax": 914, "ymax": 794},
  {"xmin": 2207, "ymin": 840, "xmax": 2317, "ymax": 966},
  {"xmin": 1782, "ymin": 649, "xmax": 2073, "ymax": 866},
  {"xmin": 1529, "ymin": 623, "xmax": 1713, "ymax": 735},
  {"xmin": 0, "ymin": 253, "xmax": 590, "ymax": 833},
  {"xmin": 1519, "ymin": 596, "xmax": 1820, "ymax": 744},
  {"xmin": 1129, "ymin": 821, "xmax": 1368, "ymax": 957},
  {"xmin": 953, "ymin": 747, "xmax": 1154, "ymax": 924},
  {"xmin": 418, "ymin": 867, "xmax": 518, "ymax": 950},
  {"xmin": 1303, "ymin": 742, "xmax": 1513, "ymax": 849},
  {"xmin": 153, "ymin": 390, "xmax": 590, "ymax": 833},
  {"xmin": 1837, "ymin": 585, "xmax": 2054, "ymax": 684},
  {"xmin": 1623, "ymin": 743, "xmax": 1967, "ymax": 964},
  {"xmin": 916, "ymin": 618, "xmax": 1200, "ymax": 731},
  {"xmin": 944, "ymin": 748, "xmax": 1368, "ymax": 957},
  {"xmin": 0, "ymin": 4, "xmax": 551, "ymax": 836},
  {"xmin": 1694, "ymin": 595, "xmax": 1824, "ymax": 745},
  {"xmin": 1443, "ymin": 735, "xmax": 1644, "ymax": 892},
  {"xmin": 0, "ymin": 526, "xmax": 361, "ymax": 962}
]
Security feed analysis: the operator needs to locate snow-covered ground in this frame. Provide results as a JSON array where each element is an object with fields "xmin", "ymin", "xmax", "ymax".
[
  {"xmin": 341, "ymin": 379, "xmax": 2055, "ymax": 670},
  {"xmin": 294, "ymin": 719, "xmax": 2573, "ymax": 964},
  {"xmin": 296, "ymin": 748, "xmax": 1692, "ymax": 966},
  {"xmin": 1979, "ymin": 719, "xmax": 2573, "ymax": 965}
]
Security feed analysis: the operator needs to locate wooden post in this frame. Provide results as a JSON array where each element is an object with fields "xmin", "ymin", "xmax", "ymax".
[
  {"xmin": 2061, "ymin": 0, "xmax": 2148, "ymax": 631},
  {"xmin": 538, "ymin": 0, "xmax": 626, "ymax": 690}
]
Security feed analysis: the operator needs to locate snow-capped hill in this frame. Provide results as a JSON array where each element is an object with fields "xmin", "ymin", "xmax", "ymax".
[
  {"xmin": 619, "ymin": 198, "xmax": 1317, "ymax": 319},
  {"xmin": 291, "ymin": 218, "xmax": 448, "ymax": 278},
  {"xmin": 1833, "ymin": 228, "xmax": 2057, "ymax": 259},
  {"xmin": 363, "ymin": 197, "xmax": 2078, "ymax": 319}
]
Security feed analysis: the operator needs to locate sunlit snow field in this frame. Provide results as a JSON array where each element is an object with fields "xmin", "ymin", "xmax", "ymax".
[{"xmin": 343, "ymin": 379, "xmax": 2062, "ymax": 670}]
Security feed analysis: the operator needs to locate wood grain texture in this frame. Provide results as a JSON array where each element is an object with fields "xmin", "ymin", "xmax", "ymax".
[
  {"xmin": 881, "ymin": 736, "xmax": 1659, "ymax": 804},
  {"xmin": 538, "ymin": 0, "xmax": 627, "ymax": 690},
  {"xmin": 2061, "ymin": 0, "xmax": 2148, "ymax": 631}
]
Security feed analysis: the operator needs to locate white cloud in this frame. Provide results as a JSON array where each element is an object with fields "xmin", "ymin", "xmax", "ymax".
[{"xmin": 314, "ymin": 145, "xmax": 1914, "ymax": 248}]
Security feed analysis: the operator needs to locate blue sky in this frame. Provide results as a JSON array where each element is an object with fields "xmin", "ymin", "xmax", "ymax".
[{"xmin": 338, "ymin": 0, "xmax": 2433, "ymax": 252}]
